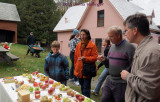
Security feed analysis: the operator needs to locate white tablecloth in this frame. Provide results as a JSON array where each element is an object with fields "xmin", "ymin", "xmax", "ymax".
[{"xmin": 0, "ymin": 75, "xmax": 95, "ymax": 102}]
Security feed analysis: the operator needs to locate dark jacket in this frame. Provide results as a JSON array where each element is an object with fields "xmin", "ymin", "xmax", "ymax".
[
  {"xmin": 44, "ymin": 52, "xmax": 69, "ymax": 82},
  {"xmin": 26, "ymin": 35, "xmax": 35, "ymax": 45},
  {"xmin": 97, "ymin": 46, "xmax": 110, "ymax": 69}
]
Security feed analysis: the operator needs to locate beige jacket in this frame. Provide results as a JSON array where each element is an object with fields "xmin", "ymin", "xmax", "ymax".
[{"xmin": 125, "ymin": 35, "xmax": 160, "ymax": 102}]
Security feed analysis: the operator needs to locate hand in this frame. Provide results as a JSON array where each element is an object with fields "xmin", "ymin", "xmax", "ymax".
[
  {"xmin": 97, "ymin": 55, "xmax": 106, "ymax": 62},
  {"xmin": 121, "ymin": 70, "xmax": 129, "ymax": 80},
  {"xmin": 78, "ymin": 56, "xmax": 85, "ymax": 60}
]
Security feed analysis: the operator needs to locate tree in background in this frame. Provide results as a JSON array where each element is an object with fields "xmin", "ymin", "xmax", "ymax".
[{"xmin": 0, "ymin": 0, "xmax": 61, "ymax": 45}]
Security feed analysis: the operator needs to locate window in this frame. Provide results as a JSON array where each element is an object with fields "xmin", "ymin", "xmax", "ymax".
[
  {"xmin": 99, "ymin": 0, "xmax": 103, "ymax": 4},
  {"xmin": 97, "ymin": 10, "xmax": 104, "ymax": 27},
  {"xmin": 95, "ymin": 38, "xmax": 102, "ymax": 54}
]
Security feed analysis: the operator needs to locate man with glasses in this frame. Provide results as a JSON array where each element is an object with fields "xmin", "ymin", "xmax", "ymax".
[
  {"xmin": 121, "ymin": 13, "xmax": 160, "ymax": 102},
  {"xmin": 98, "ymin": 26, "xmax": 135, "ymax": 102}
]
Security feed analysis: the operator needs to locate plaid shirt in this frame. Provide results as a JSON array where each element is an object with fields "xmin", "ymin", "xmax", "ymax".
[{"xmin": 70, "ymin": 37, "xmax": 80, "ymax": 52}]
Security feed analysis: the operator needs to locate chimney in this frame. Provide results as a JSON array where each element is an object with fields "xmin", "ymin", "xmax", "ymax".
[{"xmin": 65, "ymin": 17, "xmax": 67, "ymax": 23}]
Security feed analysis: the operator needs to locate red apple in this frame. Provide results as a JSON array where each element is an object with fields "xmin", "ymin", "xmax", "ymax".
[
  {"xmin": 39, "ymin": 83, "xmax": 43, "ymax": 88},
  {"xmin": 49, "ymin": 80, "xmax": 54, "ymax": 84},
  {"xmin": 48, "ymin": 89, "xmax": 53, "ymax": 95},
  {"xmin": 33, "ymin": 82, "xmax": 38, "ymax": 87},
  {"xmin": 41, "ymin": 85, "xmax": 46, "ymax": 90},
  {"xmin": 70, "ymin": 91, "xmax": 75, "ymax": 97},
  {"xmin": 35, "ymin": 71, "xmax": 38, "ymax": 75},
  {"xmin": 50, "ymin": 87, "xmax": 55, "ymax": 91},
  {"xmin": 67, "ymin": 89, "xmax": 72, "ymax": 96},
  {"xmin": 32, "ymin": 72, "xmax": 36, "ymax": 76},
  {"xmin": 35, "ymin": 90, "xmax": 40, "ymax": 94},
  {"xmin": 45, "ymin": 80, "xmax": 49, "ymax": 84},
  {"xmin": 45, "ymin": 83, "xmax": 49, "ymax": 88},
  {"xmin": 78, "ymin": 96, "xmax": 85, "ymax": 102},
  {"xmin": 35, "ymin": 94, "xmax": 40, "ymax": 99},
  {"xmin": 76, "ymin": 94, "xmax": 80, "ymax": 99}
]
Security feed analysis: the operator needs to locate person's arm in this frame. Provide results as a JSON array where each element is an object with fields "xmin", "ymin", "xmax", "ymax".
[
  {"xmin": 125, "ymin": 45, "xmax": 135, "ymax": 72},
  {"xmin": 125, "ymin": 53, "xmax": 160, "ymax": 100},
  {"xmin": 63, "ymin": 56, "xmax": 69, "ymax": 80},
  {"xmin": 69, "ymin": 40, "xmax": 75, "ymax": 52},
  {"xmin": 44, "ymin": 57, "xmax": 50, "ymax": 77}
]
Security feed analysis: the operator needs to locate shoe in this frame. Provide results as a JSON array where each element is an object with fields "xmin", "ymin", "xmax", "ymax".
[
  {"xmin": 69, "ymin": 78, "xmax": 74, "ymax": 82},
  {"xmin": 74, "ymin": 81, "xmax": 80, "ymax": 86},
  {"xmin": 91, "ymin": 90, "xmax": 99, "ymax": 96}
]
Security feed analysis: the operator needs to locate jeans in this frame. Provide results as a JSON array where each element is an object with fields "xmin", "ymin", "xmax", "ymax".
[
  {"xmin": 79, "ymin": 78, "xmax": 92, "ymax": 98},
  {"xmin": 94, "ymin": 68, "xmax": 109, "ymax": 94},
  {"xmin": 101, "ymin": 77, "xmax": 126, "ymax": 102},
  {"xmin": 69, "ymin": 52, "xmax": 78, "ymax": 81}
]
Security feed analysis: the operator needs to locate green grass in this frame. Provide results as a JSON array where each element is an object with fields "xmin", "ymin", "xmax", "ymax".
[{"xmin": 0, "ymin": 44, "xmax": 105, "ymax": 102}]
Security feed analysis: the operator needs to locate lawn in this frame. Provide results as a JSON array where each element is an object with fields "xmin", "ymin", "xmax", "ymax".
[{"xmin": 0, "ymin": 44, "xmax": 105, "ymax": 102}]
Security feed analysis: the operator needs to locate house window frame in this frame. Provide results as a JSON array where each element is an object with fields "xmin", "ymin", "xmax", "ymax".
[
  {"xmin": 99, "ymin": 0, "xmax": 103, "ymax": 4},
  {"xmin": 97, "ymin": 10, "xmax": 104, "ymax": 27},
  {"xmin": 95, "ymin": 38, "xmax": 102, "ymax": 54}
]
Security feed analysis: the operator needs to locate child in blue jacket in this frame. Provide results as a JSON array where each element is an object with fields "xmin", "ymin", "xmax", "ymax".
[{"xmin": 44, "ymin": 41, "xmax": 69, "ymax": 85}]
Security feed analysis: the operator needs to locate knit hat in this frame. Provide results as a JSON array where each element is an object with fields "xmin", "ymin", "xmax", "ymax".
[{"xmin": 73, "ymin": 29, "xmax": 79, "ymax": 35}]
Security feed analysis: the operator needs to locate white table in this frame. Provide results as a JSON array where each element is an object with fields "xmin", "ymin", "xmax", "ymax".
[{"xmin": 0, "ymin": 75, "xmax": 95, "ymax": 102}]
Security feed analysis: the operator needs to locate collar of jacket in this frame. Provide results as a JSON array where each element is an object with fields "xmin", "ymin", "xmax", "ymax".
[
  {"xmin": 134, "ymin": 35, "xmax": 152, "ymax": 58},
  {"xmin": 49, "ymin": 51, "xmax": 61, "ymax": 57},
  {"xmin": 79, "ymin": 40, "xmax": 94, "ymax": 50}
]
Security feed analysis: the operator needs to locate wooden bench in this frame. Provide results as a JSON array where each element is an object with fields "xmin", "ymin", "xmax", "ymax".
[{"xmin": 6, "ymin": 53, "xmax": 19, "ymax": 61}]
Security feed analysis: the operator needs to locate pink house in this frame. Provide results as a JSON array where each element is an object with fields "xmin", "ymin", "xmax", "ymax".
[{"xmin": 53, "ymin": 0, "xmax": 160, "ymax": 56}]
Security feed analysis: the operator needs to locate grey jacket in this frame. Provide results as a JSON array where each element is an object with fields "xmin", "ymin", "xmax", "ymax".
[{"xmin": 125, "ymin": 35, "xmax": 160, "ymax": 102}]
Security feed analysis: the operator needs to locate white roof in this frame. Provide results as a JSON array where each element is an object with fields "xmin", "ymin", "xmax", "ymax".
[
  {"xmin": 0, "ymin": 2, "xmax": 20, "ymax": 22},
  {"xmin": 53, "ymin": 4, "xmax": 87, "ymax": 32},
  {"xmin": 150, "ymin": 21, "xmax": 160, "ymax": 31},
  {"xmin": 109, "ymin": 0, "xmax": 142, "ymax": 20},
  {"xmin": 130, "ymin": 0, "xmax": 160, "ymax": 26},
  {"xmin": 138, "ymin": 9, "xmax": 153, "ymax": 16}
]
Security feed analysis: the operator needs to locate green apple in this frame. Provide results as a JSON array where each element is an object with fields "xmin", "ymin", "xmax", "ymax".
[
  {"xmin": 35, "ymin": 87, "xmax": 40, "ymax": 91},
  {"xmin": 62, "ymin": 88, "xmax": 66, "ymax": 91},
  {"xmin": 29, "ymin": 87, "xmax": 33, "ymax": 92},
  {"xmin": 28, "ymin": 75, "xmax": 32, "ymax": 79}
]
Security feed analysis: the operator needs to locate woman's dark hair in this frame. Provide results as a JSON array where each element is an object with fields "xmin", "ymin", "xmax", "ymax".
[
  {"xmin": 80, "ymin": 29, "xmax": 91, "ymax": 40},
  {"xmin": 69, "ymin": 35, "xmax": 75, "ymax": 41},
  {"xmin": 104, "ymin": 38, "xmax": 110, "ymax": 47}
]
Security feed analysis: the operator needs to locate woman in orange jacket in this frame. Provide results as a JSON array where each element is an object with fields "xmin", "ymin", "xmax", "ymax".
[{"xmin": 74, "ymin": 29, "xmax": 98, "ymax": 98}]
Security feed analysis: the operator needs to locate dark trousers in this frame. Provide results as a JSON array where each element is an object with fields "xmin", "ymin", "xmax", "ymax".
[
  {"xmin": 69, "ymin": 52, "xmax": 78, "ymax": 81},
  {"xmin": 101, "ymin": 78, "xmax": 126, "ymax": 102},
  {"xmin": 79, "ymin": 78, "xmax": 92, "ymax": 98}
]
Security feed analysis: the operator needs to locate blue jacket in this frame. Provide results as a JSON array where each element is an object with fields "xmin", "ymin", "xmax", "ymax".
[{"xmin": 44, "ymin": 52, "xmax": 69, "ymax": 82}]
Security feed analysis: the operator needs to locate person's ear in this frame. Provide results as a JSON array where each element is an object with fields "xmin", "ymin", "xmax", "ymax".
[{"xmin": 133, "ymin": 27, "xmax": 138, "ymax": 36}]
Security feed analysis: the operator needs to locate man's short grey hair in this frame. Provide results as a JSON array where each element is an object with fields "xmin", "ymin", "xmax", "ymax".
[{"xmin": 107, "ymin": 26, "xmax": 122, "ymax": 36}]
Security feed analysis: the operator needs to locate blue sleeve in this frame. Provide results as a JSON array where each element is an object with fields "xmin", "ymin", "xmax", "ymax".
[
  {"xmin": 44, "ymin": 58, "xmax": 50, "ymax": 77},
  {"xmin": 63, "ymin": 56, "xmax": 69, "ymax": 80}
]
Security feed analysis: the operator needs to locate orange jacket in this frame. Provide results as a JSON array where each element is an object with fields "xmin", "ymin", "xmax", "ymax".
[{"xmin": 74, "ymin": 40, "xmax": 98, "ymax": 78}]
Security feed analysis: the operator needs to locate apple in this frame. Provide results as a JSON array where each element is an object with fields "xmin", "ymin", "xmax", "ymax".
[
  {"xmin": 45, "ymin": 83, "xmax": 49, "ymax": 88},
  {"xmin": 39, "ymin": 83, "xmax": 43, "ymax": 88},
  {"xmin": 35, "ymin": 71, "xmax": 38, "ymax": 75},
  {"xmin": 19, "ymin": 81, "xmax": 24, "ymax": 85},
  {"xmin": 33, "ymin": 82, "xmax": 38, "ymax": 87},
  {"xmin": 51, "ymin": 87, "xmax": 55, "ymax": 91},
  {"xmin": 61, "ymin": 84, "xmax": 65, "ymax": 88},
  {"xmin": 70, "ymin": 91, "xmax": 75, "ymax": 97},
  {"xmin": 65, "ymin": 86, "xmax": 70, "ymax": 90},
  {"xmin": 29, "ymin": 87, "xmax": 33, "ymax": 92},
  {"xmin": 48, "ymin": 89, "xmax": 53, "ymax": 95},
  {"xmin": 41, "ymin": 85, "xmax": 46, "ymax": 90},
  {"xmin": 78, "ymin": 96, "xmax": 85, "ymax": 102},
  {"xmin": 45, "ymin": 80, "xmax": 49, "ymax": 84},
  {"xmin": 59, "ymin": 87, "xmax": 62, "ymax": 91},
  {"xmin": 62, "ymin": 88, "xmax": 66, "ymax": 91},
  {"xmin": 57, "ymin": 82, "xmax": 61, "ymax": 86},
  {"xmin": 35, "ymin": 87, "xmax": 40, "ymax": 91},
  {"xmin": 49, "ymin": 80, "xmax": 54, "ymax": 84},
  {"xmin": 32, "ymin": 72, "xmax": 36, "ymax": 76},
  {"xmin": 45, "ymin": 76, "xmax": 49, "ymax": 81},
  {"xmin": 37, "ymin": 74, "xmax": 40, "ymax": 78},
  {"xmin": 28, "ymin": 75, "xmax": 32, "ymax": 79},
  {"xmin": 35, "ymin": 90, "xmax": 40, "ymax": 94},
  {"xmin": 67, "ymin": 89, "xmax": 72, "ymax": 96},
  {"xmin": 52, "ymin": 83, "xmax": 56, "ymax": 88},
  {"xmin": 76, "ymin": 94, "xmax": 80, "ymax": 99},
  {"xmin": 35, "ymin": 94, "xmax": 40, "ymax": 99},
  {"xmin": 31, "ymin": 78, "xmax": 35, "ymax": 83},
  {"xmin": 15, "ymin": 80, "xmax": 18, "ymax": 84},
  {"xmin": 22, "ymin": 74, "xmax": 26, "ymax": 77},
  {"xmin": 40, "ymin": 78, "xmax": 45, "ymax": 81}
]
